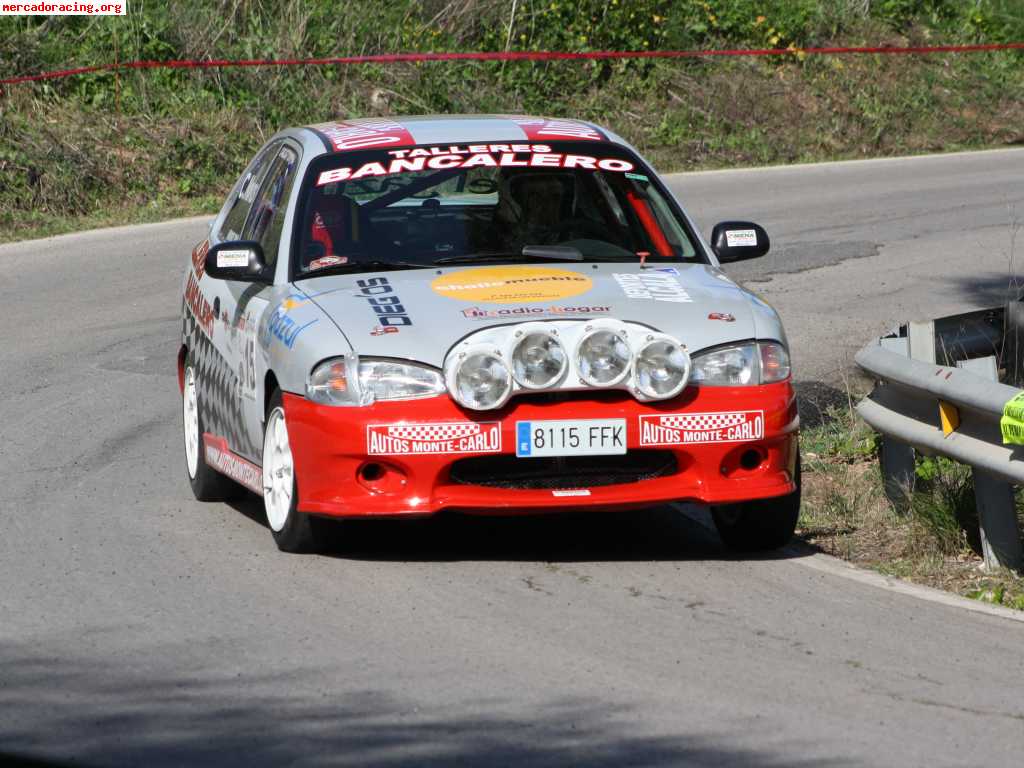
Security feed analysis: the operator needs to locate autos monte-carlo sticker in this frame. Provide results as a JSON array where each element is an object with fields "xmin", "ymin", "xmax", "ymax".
[
  {"xmin": 431, "ymin": 266, "xmax": 592, "ymax": 304},
  {"xmin": 367, "ymin": 422, "xmax": 502, "ymax": 456},
  {"xmin": 203, "ymin": 434, "xmax": 262, "ymax": 493},
  {"xmin": 638, "ymin": 411, "xmax": 765, "ymax": 446}
]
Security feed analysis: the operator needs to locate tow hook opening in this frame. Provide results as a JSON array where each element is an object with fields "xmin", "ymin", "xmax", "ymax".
[
  {"xmin": 739, "ymin": 448, "xmax": 764, "ymax": 471},
  {"xmin": 357, "ymin": 461, "xmax": 407, "ymax": 493}
]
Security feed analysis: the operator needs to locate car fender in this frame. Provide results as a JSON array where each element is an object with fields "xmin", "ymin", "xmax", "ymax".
[{"xmin": 257, "ymin": 285, "xmax": 354, "ymax": 404}]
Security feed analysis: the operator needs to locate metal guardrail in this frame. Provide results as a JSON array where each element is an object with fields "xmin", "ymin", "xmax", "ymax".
[{"xmin": 856, "ymin": 320, "xmax": 1024, "ymax": 572}]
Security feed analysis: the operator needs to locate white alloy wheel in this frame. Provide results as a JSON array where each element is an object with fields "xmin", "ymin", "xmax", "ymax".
[
  {"xmin": 183, "ymin": 367, "xmax": 200, "ymax": 479},
  {"xmin": 263, "ymin": 406, "xmax": 295, "ymax": 532}
]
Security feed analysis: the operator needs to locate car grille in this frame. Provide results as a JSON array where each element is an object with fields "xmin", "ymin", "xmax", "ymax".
[{"xmin": 448, "ymin": 451, "xmax": 678, "ymax": 490}]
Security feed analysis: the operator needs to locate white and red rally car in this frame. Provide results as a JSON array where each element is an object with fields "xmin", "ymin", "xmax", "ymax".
[{"xmin": 179, "ymin": 115, "xmax": 799, "ymax": 553}]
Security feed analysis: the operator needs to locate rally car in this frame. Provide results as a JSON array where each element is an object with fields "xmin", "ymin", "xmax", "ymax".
[{"xmin": 179, "ymin": 115, "xmax": 799, "ymax": 553}]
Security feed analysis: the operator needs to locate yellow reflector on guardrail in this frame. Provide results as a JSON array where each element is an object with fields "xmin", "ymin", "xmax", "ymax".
[
  {"xmin": 1000, "ymin": 391, "xmax": 1024, "ymax": 444},
  {"xmin": 939, "ymin": 400, "xmax": 959, "ymax": 436}
]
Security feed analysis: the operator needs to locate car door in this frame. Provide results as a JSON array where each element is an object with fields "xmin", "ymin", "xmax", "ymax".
[
  {"xmin": 187, "ymin": 140, "xmax": 302, "ymax": 466},
  {"xmin": 215, "ymin": 142, "xmax": 302, "ymax": 463}
]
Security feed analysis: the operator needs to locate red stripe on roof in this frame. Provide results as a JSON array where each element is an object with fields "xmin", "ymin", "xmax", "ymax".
[
  {"xmin": 509, "ymin": 117, "xmax": 606, "ymax": 142},
  {"xmin": 309, "ymin": 119, "xmax": 417, "ymax": 152}
]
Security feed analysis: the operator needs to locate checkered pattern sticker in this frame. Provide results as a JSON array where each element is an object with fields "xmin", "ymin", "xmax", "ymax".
[
  {"xmin": 639, "ymin": 410, "xmax": 765, "ymax": 446},
  {"xmin": 657, "ymin": 413, "xmax": 749, "ymax": 431},
  {"xmin": 184, "ymin": 302, "xmax": 261, "ymax": 464},
  {"xmin": 387, "ymin": 423, "xmax": 482, "ymax": 441},
  {"xmin": 367, "ymin": 422, "xmax": 501, "ymax": 456}
]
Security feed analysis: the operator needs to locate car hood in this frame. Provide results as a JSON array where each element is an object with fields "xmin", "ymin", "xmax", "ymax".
[{"xmin": 297, "ymin": 262, "xmax": 785, "ymax": 368}]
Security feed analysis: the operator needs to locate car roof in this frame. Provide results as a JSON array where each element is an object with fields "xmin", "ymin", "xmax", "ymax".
[{"xmin": 297, "ymin": 114, "xmax": 626, "ymax": 154}]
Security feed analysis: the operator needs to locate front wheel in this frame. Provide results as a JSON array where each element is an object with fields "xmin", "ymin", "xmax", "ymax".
[
  {"xmin": 263, "ymin": 390, "xmax": 328, "ymax": 553},
  {"xmin": 711, "ymin": 454, "xmax": 801, "ymax": 552}
]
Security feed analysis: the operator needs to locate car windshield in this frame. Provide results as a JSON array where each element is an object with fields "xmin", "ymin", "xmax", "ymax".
[{"xmin": 294, "ymin": 140, "xmax": 701, "ymax": 276}]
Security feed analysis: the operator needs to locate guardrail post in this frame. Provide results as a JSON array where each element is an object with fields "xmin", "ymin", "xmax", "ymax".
[
  {"xmin": 956, "ymin": 355, "xmax": 1024, "ymax": 572},
  {"xmin": 972, "ymin": 471, "xmax": 1023, "ymax": 572},
  {"xmin": 876, "ymin": 327, "xmax": 935, "ymax": 511}
]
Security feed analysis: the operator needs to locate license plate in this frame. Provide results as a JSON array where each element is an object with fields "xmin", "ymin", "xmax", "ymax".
[{"xmin": 515, "ymin": 419, "xmax": 627, "ymax": 457}]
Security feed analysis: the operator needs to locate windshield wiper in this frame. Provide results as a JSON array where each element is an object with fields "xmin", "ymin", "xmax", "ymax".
[
  {"xmin": 296, "ymin": 259, "xmax": 428, "ymax": 279},
  {"xmin": 434, "ymin": 245, "xmax": 583, "ymax": 265}
]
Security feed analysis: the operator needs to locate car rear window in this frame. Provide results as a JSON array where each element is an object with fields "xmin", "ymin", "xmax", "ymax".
[{"xmin": 294, "ymin": 141, "xmax": 701, "ymax": 276}]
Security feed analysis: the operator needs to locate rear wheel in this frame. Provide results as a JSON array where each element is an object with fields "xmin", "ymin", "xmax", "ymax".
[
  {"xmin": 263, "ymin": 389, "xmax": 328, "ymax": 553},
  {"xmin": 183, "ymin": 355, "xmax": 240, "ymax": 501},
  {"xmin": 711, "ymin": 453, "xmax": 801, "ymax": 552}
]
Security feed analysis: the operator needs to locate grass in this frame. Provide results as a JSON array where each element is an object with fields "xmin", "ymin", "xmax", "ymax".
[
  {"xmin": 798, "ymin": 397, "xmax": 1024, "ymax": 611},
  {"xmin": 3, "ymin": 1, "xmax": 1024, "ymax": 242}
]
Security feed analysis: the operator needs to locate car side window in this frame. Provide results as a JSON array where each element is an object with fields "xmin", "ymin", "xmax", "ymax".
[
  {"xmin": 241, "ymin": 145, "xmax": 300, "ymax": 269},
  {"xmin": 218, "ymin": 141, "xmax": 280, "ymax": 241}
]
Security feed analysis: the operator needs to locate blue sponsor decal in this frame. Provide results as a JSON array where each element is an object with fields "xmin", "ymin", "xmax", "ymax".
[
  {"xmin": 654, "ymin": 266, "xmax": 679, "ymax": 275},
  {"xmin": 266, "ymin": 313, "xmax": 317, "ymax": 350},
  {"xmin": 516, "ymin": 422, "xmax": 532, "ymax": 457},
  {"xmin": 259, "ymin": 293, "xmax": 319, "ymax": 350}
]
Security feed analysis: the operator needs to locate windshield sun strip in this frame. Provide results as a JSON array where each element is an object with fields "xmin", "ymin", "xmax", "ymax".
[{"xmin": 289, "ymin": 140, "xmax": 709, "ymax": 281}]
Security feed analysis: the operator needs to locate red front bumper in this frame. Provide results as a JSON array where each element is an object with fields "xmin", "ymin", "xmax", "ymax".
[{"xmin": 283, "ymin": 382, "xmax": 798, "ymax": 518}]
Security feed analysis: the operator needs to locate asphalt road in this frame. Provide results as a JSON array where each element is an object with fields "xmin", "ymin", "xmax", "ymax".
[{"xmin": 2, "ymin": 149, "xmax": 1024, "ymax": 767}]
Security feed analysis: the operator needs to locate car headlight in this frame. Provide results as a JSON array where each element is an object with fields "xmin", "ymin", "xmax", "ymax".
[
  {"xmin": 577, "ymin": 328, "xmax": 632, "ymax": 386},
  {"xmin": 634, "ymin": 337, "xmax": 691, "ymax": 399},
  {"xmin": 689, "ymin": 342, "xmax": 790, "ymax": 386},
  {"xmin": 358, "ymin": 359, "xmax": 446, "ymax": 401},
  {"xmin": 308, "ymin": 356, "xmax": 445, "ymax": 406},
  {"xmin": 308, "ymin": 356, "xmax": 366, "ymax": 406},
  {"xmin": 449, "ymin": 348, "xmax": 512, "ymax": 410},
  {"xmin": 512, "ymin": 330, "xmax": 567, "ymax": 389}
]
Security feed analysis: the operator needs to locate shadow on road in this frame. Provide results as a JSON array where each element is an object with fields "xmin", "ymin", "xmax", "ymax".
[
  {"xmin": 945, "ymin": 272, "xmax": 1024, "ymax": 308},
  {"xmin": 0, "ymin": 642, "xmax": 852, "ymax": 768},
  {"xmin": 226, "ymin": 493, "xmax": 814, "ymax": 565}
]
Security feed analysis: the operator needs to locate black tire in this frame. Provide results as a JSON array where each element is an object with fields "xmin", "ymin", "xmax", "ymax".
[
  {"xmin": 263, "ymin": 389, "xmax": 329, "ymax": 553},
  {"xmin": 711, "ymin": 453, "xmax": 801, "ymax": 552},
  {"xmin": 183, "ymin": 352, "xmax": 242, "ymax": 502}
]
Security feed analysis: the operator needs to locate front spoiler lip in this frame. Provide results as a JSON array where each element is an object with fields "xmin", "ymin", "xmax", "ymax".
[{"xmin": 283, "ymin": 382, "xmax": 799, "ymax": 518}]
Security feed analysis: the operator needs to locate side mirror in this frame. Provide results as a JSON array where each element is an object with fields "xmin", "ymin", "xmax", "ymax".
[
  {"xmin": 204, "ymin": 241, "xmax": 269, "ymax": 282},
  {"xmin": 710, "ymin": 221, "xmax": 770, "ymax": 263}
]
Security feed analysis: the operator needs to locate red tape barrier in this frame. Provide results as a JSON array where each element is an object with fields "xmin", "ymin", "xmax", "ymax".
[{"xmin": 3, "ymin": 43, "xmax": 1024, "ymax": 87}]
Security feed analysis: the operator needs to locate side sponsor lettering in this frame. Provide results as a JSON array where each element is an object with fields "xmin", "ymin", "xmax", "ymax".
[
  {"xmin": 638, "ymin": 411, "xmax": 765, "ymax": 446},
  {"xmin": 191, "ymin": 239, "xmax": 209, "ymax": 279},
  {"xmin": 613, "ymin": 272, "xmax": 692, "ymax": 303},
  {"xmin": 203, "ymin": 434, "xmax": 263, "ymax": 493},
  {"xmin": 356, "ymin": 277, "xmax": 412, "ymax": 327},
  {"xmin": 366, "ymin": 422, "xmax": 501, "ymax": 456},
  {"xmin": 184, "ymin": 270, "xmax": 214, "ymax": 337}
]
